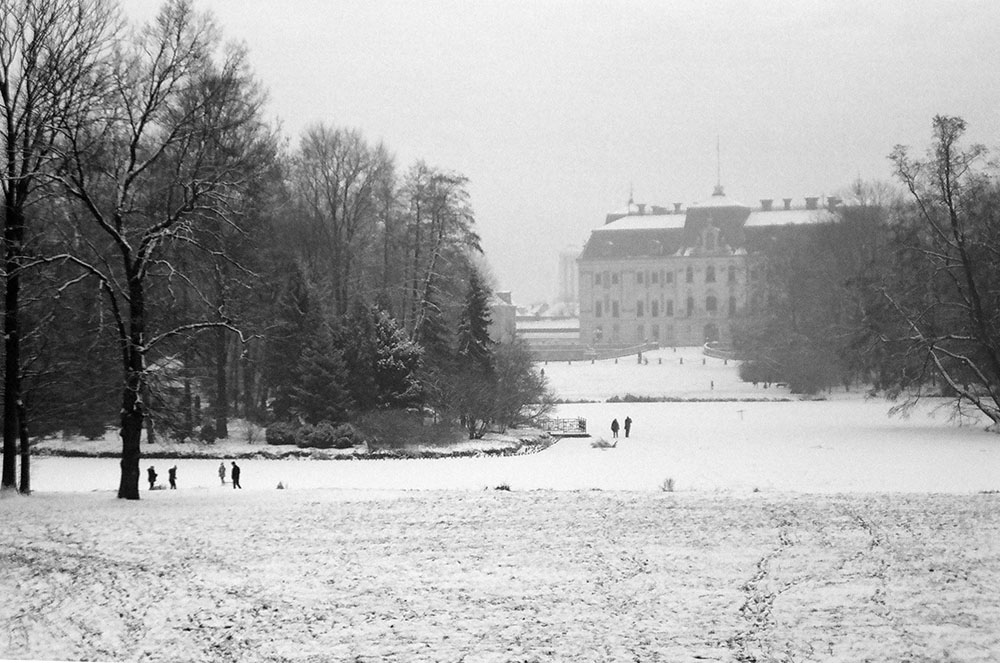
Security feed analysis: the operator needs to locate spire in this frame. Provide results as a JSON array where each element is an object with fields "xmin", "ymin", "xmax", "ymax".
[{"xmin": 713, "ymin": 136, "xmax": 724, "ymax": 196}]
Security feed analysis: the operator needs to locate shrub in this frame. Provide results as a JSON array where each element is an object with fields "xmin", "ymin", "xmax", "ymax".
[
  {"xmin": 355, "ymin": 409, "xmax": 464, "ymax": 451},
  {"xmin": 265, "ymin": 421, "xmax": 298, "ymax": 446},
  {"xmin": 659, "ymin": 477, "xmax": 675, "ymax": 492},
  {"xmin": 79, "ymin": 420, "xmax": 107, "ymax": 441},
  {"xmin": 295, "ymin": 421, "xmax": 365, "ymax": 449},
  {"xmin": 199, "ymin": 423, "xmax": 216, "ymax": 443}
]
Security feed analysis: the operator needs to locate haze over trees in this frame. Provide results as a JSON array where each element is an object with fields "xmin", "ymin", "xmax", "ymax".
[
  {"xmin": 735, "ymin": 116, "xmax": 1000, "ymax": 430},
  {"xmin": 0, "ymin": 0, "xmax": 549, "ymax": 498}
]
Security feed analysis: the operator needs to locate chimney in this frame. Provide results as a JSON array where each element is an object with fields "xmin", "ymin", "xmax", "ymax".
[
  {"xmin": 673, "ymin": 202, "xmax": 682, "ymax": 213},
  {"xmin": 805, "ymin": 196, "xmax": 819, "ymax": 210},
  {"xmin": 783, "ymin": 198, "xmax": 792, "ymax": 210},
  {"xmin": 638, "ymin": 203, "xmax": 646, "ymax": 215},
  {"xmin": 826, "ymin": 196, "xmax": 841, "ymax": 210},
  {"xmin": 760, "ymin": 199, "xmax": 773, "ymax": 211}
]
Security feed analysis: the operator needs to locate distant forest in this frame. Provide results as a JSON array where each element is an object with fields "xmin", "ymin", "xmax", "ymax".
[{"xmin": 0, "ymin": 0, "xmax": 548, "ymax": 497}]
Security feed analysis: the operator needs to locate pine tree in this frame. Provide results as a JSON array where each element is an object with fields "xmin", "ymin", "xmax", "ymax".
[
  {"xmin": 289, "ymin": 327, "xmax": 353, "ymax": 424},
  {"xmin": 371, "ymin": 308, "xmax": 423, "ymax": 408},
  {"xmin": 265, "ymin": 266, "xmax": 321, "ymax": 420},
  {"xmin": 456, "ymin": 269, "xmax": 494, "ymax": 373}
]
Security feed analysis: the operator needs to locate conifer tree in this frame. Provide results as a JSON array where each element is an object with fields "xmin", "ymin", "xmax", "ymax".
[
  {"xmin": 289, "ymin": 327, "xmax": 353, "ymax": 424},
  {"xmin": 265, "ymin": 266, "xmax": 320, "ymax": 421},
  {"xmin": 456, "ymin": 269, "xmax": 494, "ymax": 373}
]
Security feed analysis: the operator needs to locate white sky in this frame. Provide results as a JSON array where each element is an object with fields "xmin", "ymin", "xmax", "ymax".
[{"xmin": 123, "ymin": 0, "xmax": 1000, "ymax": 304}]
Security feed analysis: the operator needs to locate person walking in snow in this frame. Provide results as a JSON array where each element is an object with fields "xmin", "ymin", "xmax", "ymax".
[
  {"xmin": 611, "ymin": 418, "xmax": 620, "ymax": 439},
  {"xmin": 231, "ymin": 461, "xmax": 242, "ymax": 489},
  {"xmin": 624, "ymin": 416, "xmax": 632, "ymax": 438},
  {"xmin": 147, "ymin": 466, "xmax": 157, "ymax": 490},
  {"xmin": 218, "ymin": 462, "xmax": 226, "ymax": 485},
  {"xmin": 168, "ymin": 465, "xmax": 177, "ymax": 489}
]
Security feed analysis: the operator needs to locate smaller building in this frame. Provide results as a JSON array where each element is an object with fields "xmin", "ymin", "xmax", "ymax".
[{"xmin": 489, "ymin": 291, "xmax": 517, "ymax": 343}]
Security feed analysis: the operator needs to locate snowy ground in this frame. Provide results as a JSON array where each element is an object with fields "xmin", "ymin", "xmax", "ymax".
[
  {"xmin": 4, "ymin": 346, "xmax": 1000, "ymax": 661},
  {"xmin": 2, "ymin": 490, "xmax": 998, "ymax": 662}
]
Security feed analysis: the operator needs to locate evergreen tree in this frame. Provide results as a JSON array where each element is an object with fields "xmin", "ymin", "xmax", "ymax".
[
  {"xmin": 370, "ymin": 308, "xmax": 423, "ymax": 408},
  {"xmin": 456, "ymin": 269, "xmax": 494, "ymax": 373},
  {"xmin": 335, "ymin": 304, "xmax": 423, "ymax": 410},
  {"xmin": 289, "ymin": 327, "xmax": 353, "ymax": 424},
  {"xmin": 265, "ymin": 266, "xmax": 321, "ymax": 420}
]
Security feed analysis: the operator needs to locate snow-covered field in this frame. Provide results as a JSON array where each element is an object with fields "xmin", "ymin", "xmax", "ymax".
[
  {"xmin": 4, "ymin": 346, "xmax": 1000, "ymax": 661},
  {"xmin": 3, "ymin": 490, "xmax": 999, "ymax": 662}
]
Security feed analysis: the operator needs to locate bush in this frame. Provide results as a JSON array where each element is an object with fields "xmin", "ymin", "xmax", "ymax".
[
  {"xmin": 295, "ymin": 421, "xmax": 364, "ymax": 449},
  {"xmin": 79, "ymin": 419, "xmax": 108, "ymax": 441},
  {"xmin": 199, "ymin": 423, "xmax": 216, "ymax": 443},
  {"xmin": 355, "ymin": 408, "xmax": 466, "ymax": 451},
  {"xmin": 265, "ymin": 421, "xmax": 298, "ymax": 446}
]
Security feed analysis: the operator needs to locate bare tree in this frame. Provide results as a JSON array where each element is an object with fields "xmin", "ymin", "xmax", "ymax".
[
  {"xmin": 291, "ymin": 125, "xmax": 393, "ymax": 316},
  {"xmin": 399, "ymin": 162, "xmax": 479, "ymax": 340},
  {"xmin": 886, "ymin": 115, "xmax": 1000, "ymax": 428},
  {"xmin": 53, "ymin": 0, "xmax": 272, "ymax": 499},
  {"xmin": 0, "ymin": 0, "xmax": 118, "ymax": 492}
]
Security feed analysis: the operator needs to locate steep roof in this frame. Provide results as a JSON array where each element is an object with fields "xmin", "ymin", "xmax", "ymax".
[
  {"xmin": 745, "ymin": 208, "xmax": 835, "ymax": 227},
  {"xmin": 580, "ymin": 225, "xmax": 685, "ymax": 260},
  {"xmin": 580, "ymin": 189, "xmax": 837, "ymax": 262}
]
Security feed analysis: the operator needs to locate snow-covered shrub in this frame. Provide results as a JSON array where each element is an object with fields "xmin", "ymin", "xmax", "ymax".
[
  {"xmin": 199, "ymin": 423, "xmax": 216, "ymax": 443},
  {"xmin": 265, "ymin": 421, "xmax": 298, "ymax": 446},
  {"xmin": 295, "ymin": 422, "xmax": 364, "ymax": 449}
]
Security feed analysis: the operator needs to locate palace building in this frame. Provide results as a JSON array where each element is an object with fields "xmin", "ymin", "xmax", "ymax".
[{"xmin": 577, "ymin": 185, "xmax": 836, "ymax": 348}]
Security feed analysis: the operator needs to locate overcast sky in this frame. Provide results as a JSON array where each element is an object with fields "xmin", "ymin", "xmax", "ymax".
[{"xmin": 125, "ymin": 0, "xmax": 1000, "ymax": 304}]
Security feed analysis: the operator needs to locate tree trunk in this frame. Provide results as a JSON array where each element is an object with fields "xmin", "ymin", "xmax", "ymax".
[
  {"xmin": 214, "ymin": 324, "xmax": 228, "ymax": 439},
  {"xmin": 2, "ymin": 204, "xmax": 24, "ymax": 490},
  {"xmin": 18, "ymin": 399, "xmax": 29, "ymax": 494},
  {"xmin": 118, "ymin": 277, "xmax": 145, "ymax": 500},
  {"xmin": 183, "ymin": 377, "xmax": 193, "ymax": 439},
  {"xmin": 241, "ymin": 346, "xmax": 254, "ymax": 419}
]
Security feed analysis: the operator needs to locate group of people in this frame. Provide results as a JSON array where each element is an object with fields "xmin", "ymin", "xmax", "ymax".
[
  {"xmin": 219, "ymin": 461, "xmax": 242, "ymax": 489},
  {"xmin": 145, "ymin": 461, "xmax": 242, "ymax": 490},
  {"xmin": 146, "ymin": 465, "xmax": 177, "ymax": 490},
  {"xmin": 610, "ymin": 416, "xmax": 633, "ymax": 439}
]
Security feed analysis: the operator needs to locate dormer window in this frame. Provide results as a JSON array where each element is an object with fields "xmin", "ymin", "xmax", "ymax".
[{"xmin": 703, "ymin": 226, "xmax": 720, "ymax": 251}]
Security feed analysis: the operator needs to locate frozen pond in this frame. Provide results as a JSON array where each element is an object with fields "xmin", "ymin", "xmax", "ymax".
[{"xmin": 29, "ymin": 399, "xmax": 1000, "ymax": 494}]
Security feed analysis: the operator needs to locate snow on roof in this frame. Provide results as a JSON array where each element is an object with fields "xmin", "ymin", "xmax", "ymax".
[
  {"xmin": 745, "ymin": 208, "xmax": 835, "ymax": 227},
  {"xmin": 594, "ymin": 214, "xmax": 686, "ymax": 232},
  {"xmin": 687, "ymin": 188, "xmax": 750, "ymax": 209}
]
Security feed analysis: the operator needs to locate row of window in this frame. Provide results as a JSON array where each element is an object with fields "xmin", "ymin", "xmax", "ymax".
[
  {"xmin": 593, "ymin": 265, "xmax": 739, "ymax": 287},
  {"xmin": 591, "ymin": 323, "xmax": 684, "ymax": 344},
  {"xmin": 594, "ymin": 296, "xmax": 738, "ymax": 318}
]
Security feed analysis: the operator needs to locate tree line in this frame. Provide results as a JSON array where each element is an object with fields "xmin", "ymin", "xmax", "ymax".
[
  {"xmin": 0, "ymin": 0, "xmax": 549, "ymax": 499},
  {"xmin": 734, "ymin": 116, "xmax": 1000, "ymax": 431}
]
